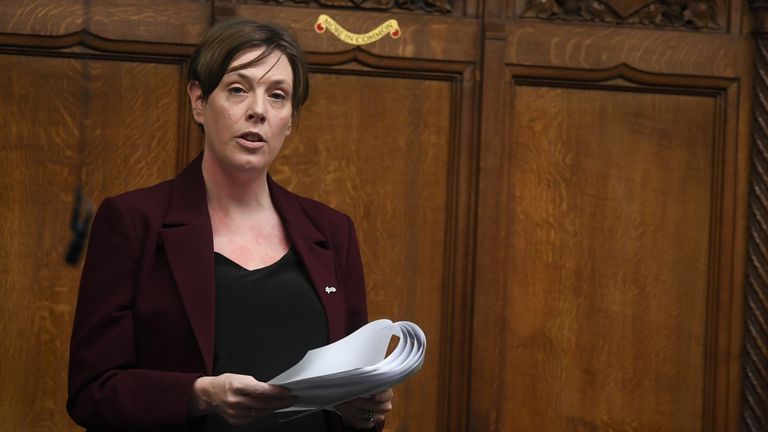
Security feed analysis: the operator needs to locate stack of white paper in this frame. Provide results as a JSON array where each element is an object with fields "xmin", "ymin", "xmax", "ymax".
[{"xmin": 268, "ymin": 319, "xmax": 426, "ymax": 413}]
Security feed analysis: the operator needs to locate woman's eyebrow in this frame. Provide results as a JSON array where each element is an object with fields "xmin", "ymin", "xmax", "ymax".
[
  {"xmin": 226, "ymin": 70, "xmax": 291, "ymax": 89},
  {"xmin": 223, "ymin": 71, "xmax": 255, "ymax": 83}
]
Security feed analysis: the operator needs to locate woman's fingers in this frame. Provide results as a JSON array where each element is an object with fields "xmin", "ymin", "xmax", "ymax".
[
  {"xmin": 335, "ymin": 388, "xmax": 394, "ymax": 429},
  {"xmin": 192, "ymin": 374, "xmax": 296, "ymax": 425},
  {"xmin": 352, "ymin": 389, "xmax": 395, "ymax": 412}
]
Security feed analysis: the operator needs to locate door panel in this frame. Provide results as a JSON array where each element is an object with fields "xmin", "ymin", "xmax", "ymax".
[
  {"xmin": 499, "ymin": 84, "xmax": 716, "ymax": 431},
  {"xmin": 0, "ymin": 53, "xmax": 187, "ymax": 431}
]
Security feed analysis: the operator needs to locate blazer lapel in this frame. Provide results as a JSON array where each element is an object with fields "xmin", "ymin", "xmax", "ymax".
[
  {"xmin": 157, "ymin": 162, "xmax": 348, "ymax": 374},
  {"xmin": 268, "ymin": 177, "xmax": 347, "ymax": 342},
  {"xmin": 160, "ymin": 156, "xmax": 216, "ymax": 373}
]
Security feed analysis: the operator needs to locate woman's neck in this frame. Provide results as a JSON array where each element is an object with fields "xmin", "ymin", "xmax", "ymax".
[{"xmin": 201, "ymin": 154, "xmax": 274, "ymax": 215}]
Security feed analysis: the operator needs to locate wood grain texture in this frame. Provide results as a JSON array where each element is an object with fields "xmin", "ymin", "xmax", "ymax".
[
  {"xmin": 79, "ymin": 59, "xmax": 183, "ymax": 197},
  {"xmin": 505, "ymin": 21, "xmax": 750, "ymax": 78},
  {"xmin": 0, "ymin": 0, "xmax": 211, "ymax": 44},
  {"xmin": 0, "ymin": 0, "xmax": 85, "ymax": 35},
  {"xmin": 498, "ymin": 83, "xmax": 716, "ymax": 431},
  {"xmin": 88, "ymin": 0, "xmax": 211, "ymax": 44},
  {"xmin": 0, "ymin": 54, "xmax": 87, "ymax": 432},
  {"xmin": 0, "ymin": 53, "xmax": 185, "ymax": 431},
  {"xmin": 508, "ymin": 84, "xmax": 713, "ymax": 431},
  {"xmin": 270, "ymin": 70, "xmax": 454, "ymax": 432}
]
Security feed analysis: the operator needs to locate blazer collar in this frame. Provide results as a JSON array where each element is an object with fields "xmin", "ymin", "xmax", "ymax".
[
  {"xmin": 164, "ymin": 154, "xmax": 209, "ymax": 226},
  {"xmin": 160, "ymin": 154, "xmax": 216, "ymax": 373},
  {"xmin": 266, "ymin": 176, "xmax": 325, "ymax": 245}
]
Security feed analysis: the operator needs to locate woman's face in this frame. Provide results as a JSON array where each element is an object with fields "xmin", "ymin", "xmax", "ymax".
[{"xmin": 190, "ymin": 47, "xmax": 294, "ymax": 175}]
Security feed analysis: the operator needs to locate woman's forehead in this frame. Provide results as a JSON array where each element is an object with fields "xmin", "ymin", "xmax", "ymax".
[
  {"xmin": 226, "ymin": 48, "xmax": 293, "ymax": 83},
  {"xmin": 230, "ymin": 46, "xmax": 267, "ymax": 66}
]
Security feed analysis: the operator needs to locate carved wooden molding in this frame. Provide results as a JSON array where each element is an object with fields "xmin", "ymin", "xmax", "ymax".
[
  {"xmin": 744, "ymin": 2, "xmax": 768, "ymax": 431},
  {"xmin": 304, "ymin": 47, "xmax": 472, "ymax": 73},
  {"xmin": 0, "ymin": 30, "xmax": 195, "ymax": 57},
  {"xmin": 236, "ymin": 0, "xmax": 452, "ymax": 14},
  {"xmin": 507, "ymin": 63, "xmax": 731, "ymax": 92},
  {"xmin": 521, "ymin": 0, "xmax": 720, "ymax": 30}
]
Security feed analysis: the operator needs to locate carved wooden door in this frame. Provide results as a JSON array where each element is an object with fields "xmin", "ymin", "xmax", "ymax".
[{"xmin": 470, "ymin": 0, "xmax": 757, "ymax": 430}]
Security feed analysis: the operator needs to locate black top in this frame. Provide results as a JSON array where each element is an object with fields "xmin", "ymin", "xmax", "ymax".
[{"xmin": 201, "ymin": 248, "xmax": 330, "ymax": 432}]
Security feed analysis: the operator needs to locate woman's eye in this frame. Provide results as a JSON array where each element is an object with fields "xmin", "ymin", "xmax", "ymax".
[
  {"xmin": 269, "ymin": 91, "xmax": 287, "ymax": 102},
  {"xmin": 228, "ymin": 87, "xmax": 247, "ymax": 95}
]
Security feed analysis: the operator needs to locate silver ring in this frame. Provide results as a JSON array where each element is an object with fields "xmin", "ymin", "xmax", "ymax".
[{"xmin": 364, "ymin": 410, "xmax": 375, "ymax": 423}]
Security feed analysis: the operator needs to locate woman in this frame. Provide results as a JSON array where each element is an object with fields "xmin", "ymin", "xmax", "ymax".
[{"xmin": 67, "ymin": 18, "xmax": 393, "ymax": 431}]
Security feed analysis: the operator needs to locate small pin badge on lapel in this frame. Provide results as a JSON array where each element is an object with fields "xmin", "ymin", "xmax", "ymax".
[{"xmin": 325, "ymin": 286, "xmax": 337, "ymax": 294}]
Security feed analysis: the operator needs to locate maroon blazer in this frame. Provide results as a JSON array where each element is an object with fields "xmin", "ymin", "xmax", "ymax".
[{"xmin": 67, "ymin": 155, "xmax": 371, "ymax": 431}]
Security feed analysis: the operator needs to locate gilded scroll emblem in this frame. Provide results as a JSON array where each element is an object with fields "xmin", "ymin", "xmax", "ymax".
[{"xmin": 314, "ymin": 14, "xmax": 401, "ymax": 46}]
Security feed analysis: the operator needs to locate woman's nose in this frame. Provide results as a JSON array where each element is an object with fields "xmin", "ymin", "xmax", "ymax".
[{"xmin": 246, "ymin": 93, "xmax": 267, "ymax": 123}]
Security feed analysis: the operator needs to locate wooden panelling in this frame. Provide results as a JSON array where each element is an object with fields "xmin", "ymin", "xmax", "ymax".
[
  {"xmin": 504, "ymin": 22, "xmax": 750, "ymax": 78},
  {"xmin": 509, "ymin": 84, "xmax": 712, "ymax": 431},
  {"xmin": 236, "ymin": 5, "xmax": 482, "ymax": 62},
  {"xmin": 77, "ymin": 59, "xmax": 185, "ymax": 195},
  {"xmin": 472, "ymin": 66, "xmax": 742, "ymax": 430},
  {"xmin": 0, "ymin": 0, "xmax": 211, "ymax": 44},
  {"xmin": 270, "ymin": 69, "xmax": 456, "ymax": 432},
  {"xmin": 0, "ymin": 56, "xmax": 83, "ymax": 432},
  {"xmin": 511, "ymin": 0, "xmax": 732, "ymax": 31},
  {"xmin": 0, "ymin": 0, "xmax": 85, "ymax": 35},
  {"xmin": 0, "ymin": 0, "xmax": 760, "ymax": 430},
  {"xmin": 0, "ymin": 53, "xmax": 188, "ymax": 431},
  {"xmin": 88, "ymin": 0, "xmax": 211, "ymax": 44},
  {"xmin": 235, "ymin": 0, "xmax": 478, "ymax": 17}
]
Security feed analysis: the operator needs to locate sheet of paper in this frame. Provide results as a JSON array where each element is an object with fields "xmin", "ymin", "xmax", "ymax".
[
  {"xmin": 267, "ymin": 319, "xmax": 426, "ymax": 416},
  {"xmin": 269, "ymin": 319, "xmax": 395, "ymax": 385}
]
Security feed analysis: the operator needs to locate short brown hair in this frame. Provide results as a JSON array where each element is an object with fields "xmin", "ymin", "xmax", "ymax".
[{"xmin": 188, "ymin": 18, "xmax": 310, "ymax": 121}]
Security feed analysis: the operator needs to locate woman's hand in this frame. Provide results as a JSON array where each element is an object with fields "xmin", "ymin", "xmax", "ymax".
[
  {"xmin": 335, "ymin": 388, "xmax": 394, "ymax": 430},
  {"xmin": 188, "ymin": 374, "xmax": 296, "ymax": 425}
]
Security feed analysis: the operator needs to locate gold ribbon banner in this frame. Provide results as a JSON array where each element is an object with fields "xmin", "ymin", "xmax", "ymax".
[{"xmin": 314, "ymin": 14, "xmax": 401, "ymax": 46}]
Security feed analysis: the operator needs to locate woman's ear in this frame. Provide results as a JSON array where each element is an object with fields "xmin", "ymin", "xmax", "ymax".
[{"xmin": 187, "ymin": 81, "xmax": 205, "ymax": 124}]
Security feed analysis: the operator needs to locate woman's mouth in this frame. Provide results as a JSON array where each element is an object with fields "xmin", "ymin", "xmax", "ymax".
[
  {"xmin": 238, "ymin": 131, "xmax": 265, "ymax": 143},
  {"xmin": 236, "ymin": 131, "xmax": 266, "ymax": 149}
]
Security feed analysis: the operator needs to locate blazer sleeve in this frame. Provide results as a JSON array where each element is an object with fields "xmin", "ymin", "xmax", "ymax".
[{"xmin": 67, "ymin": 197, "xmax": 202, "ymax": 431}]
